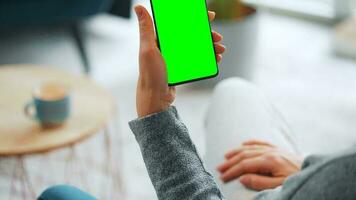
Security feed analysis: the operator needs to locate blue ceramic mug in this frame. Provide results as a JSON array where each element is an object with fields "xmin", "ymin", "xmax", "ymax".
[{"xmin": 24, "ymin": 82, "xmax": 70, "ymax": 126}]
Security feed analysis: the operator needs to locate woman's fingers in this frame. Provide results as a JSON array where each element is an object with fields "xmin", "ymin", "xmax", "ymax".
[
  {"xmin": 217, "ymin": 150, "xmax": 264, "ymax": 173},
  {"xmin": 225, "ymin": 148, "xmax": 244, "ymax": 159},
  {"xmin": 208, "ymin": 12, "xmax": 224, "ymax": 62},
  {"xmin": 243, "ymin": 140, "xmax": 275, "ymax": 147},
  {"xmin": 216, "ymin": 54, "xmax": 222, "ymax": 63},
  {"xmin": 224, "ymin": 141, "xmax": 275, "ymax": 159},
  {"xmin": 220, "ymin": 157, "xmax": 271, "ymax": 183},
  {"xmin": 208, "ymin": 11, "xmax": 216, "ymax": 22},
  {"xmin": 165, "ymin": 86, "xmax": 176, "ymax": 104},
  {"xmin": 214, "ymin": 44, "xmax": 226, "ymax": 54},
  {"xmin": 224, "ymin": 145, "xmax": 268, "ymax": 159},
  {"xmin": 212, "ymin": 31, "xmax": 223, "ymax": 42},
  {"xmin": 239, "ymin": 174, "xmax": 285, "ymax": 191},
  {"xmin": 212, "ymin": 31, "xmax": 224, "ymax": 63}
]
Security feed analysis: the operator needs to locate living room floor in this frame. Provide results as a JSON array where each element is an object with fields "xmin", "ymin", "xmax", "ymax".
[{"xmin": 1, "ymin": 2, "xmax": 356, "ymax": 199}]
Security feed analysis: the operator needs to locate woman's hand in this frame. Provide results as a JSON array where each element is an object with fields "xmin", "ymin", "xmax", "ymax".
[
  {"xmin": 134, "ymin": 5, "xmax": 225, "ymax": 118},
  {"xmin": 217, "ymin": 140, "xmax": 303, "ymax": 191}
]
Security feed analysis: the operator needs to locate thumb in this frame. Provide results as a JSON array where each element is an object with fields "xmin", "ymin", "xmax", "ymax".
[
  {"xmin": 239, "ymin": 174, "xmax": 284, "ymax": 191},
  {"xmin": 134, "ymin": 5, "xmax": 156, "ymax": 48}
]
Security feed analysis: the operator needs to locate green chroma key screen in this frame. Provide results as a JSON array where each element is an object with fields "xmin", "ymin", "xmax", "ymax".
[{"xmin": 150, "ymin": 0, "xmax": 219, "ymax": 85}]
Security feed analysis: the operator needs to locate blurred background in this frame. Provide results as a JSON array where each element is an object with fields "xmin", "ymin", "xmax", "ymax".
[{"xmin": 0, "ymin": 0, "xmax": 356, "ymax": 199}]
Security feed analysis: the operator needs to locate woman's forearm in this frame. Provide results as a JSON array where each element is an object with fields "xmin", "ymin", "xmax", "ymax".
[{"xmin": 129, "ymin": 106, "xmax": 224, "ymax": 200}]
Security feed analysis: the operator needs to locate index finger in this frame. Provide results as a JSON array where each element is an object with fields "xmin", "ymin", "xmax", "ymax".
[
  {"xmin": 208, "ymin": 11, "xmax": 216, "ymax": 22},
  {"xmin": 243, "ymin": 140, "xmax": 275, "ymax": 147},
  {"xmin": 220, "ymin": 157, "xmax": 271, "ymax": 183},
  {"xmin": 224, "ymin": 145, "xmax": 267, "ymax": 159}
]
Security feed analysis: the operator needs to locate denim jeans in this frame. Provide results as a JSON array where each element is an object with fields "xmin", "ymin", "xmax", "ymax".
[{"xmin": 204, "ymin": 78, "xmax": 299, "ymax": 200}]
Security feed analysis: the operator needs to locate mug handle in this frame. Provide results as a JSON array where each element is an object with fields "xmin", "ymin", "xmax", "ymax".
[{"xmin": 24, "ymin": 101, "xmax": 36, "ymax": 120}]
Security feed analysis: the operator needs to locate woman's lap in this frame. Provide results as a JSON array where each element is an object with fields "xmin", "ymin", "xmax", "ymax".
[
  {"xmin": 204, "ymin": 78, "xmax": 298, "ymax": 200},
  {"xmin": 39, "ymin": 78, "xmax": 298, "ymax": 200}
]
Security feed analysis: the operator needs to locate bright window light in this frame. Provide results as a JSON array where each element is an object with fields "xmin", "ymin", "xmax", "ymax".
[{"xmin": 243, "ymin": 0, "xmax": 352, "ymax": 21}]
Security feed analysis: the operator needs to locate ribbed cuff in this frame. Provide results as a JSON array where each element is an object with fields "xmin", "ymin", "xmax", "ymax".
[{"xmin": 129, "ymin": 106, "xmax": 179, "ymax": 142}]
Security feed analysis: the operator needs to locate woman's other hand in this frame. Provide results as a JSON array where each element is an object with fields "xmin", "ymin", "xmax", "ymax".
[{"xmin": 217, "ymin": 140, "xmax": 303, "ymax": 191}]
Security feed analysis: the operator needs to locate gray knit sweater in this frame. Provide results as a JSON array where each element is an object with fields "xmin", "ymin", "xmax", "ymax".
[{"xmin": 129, "ymin": 106, "xmax": 356, "ymax": 200}]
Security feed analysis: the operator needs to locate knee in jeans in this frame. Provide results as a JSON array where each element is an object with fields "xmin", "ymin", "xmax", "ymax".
[
  {"xmin": 214, "ymin": 78, "xmax": 257, "ymax": 98},
  {"xmin": 38, "ymin": 185, "xmax": 95, "ymax": 200},
  {"xmin": 206, "ymin": 78, "xmax": 262, "ymax": 127}
]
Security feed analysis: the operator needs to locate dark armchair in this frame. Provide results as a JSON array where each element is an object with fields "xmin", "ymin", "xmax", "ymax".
[{"xmin": 0, "ymin": 0, "xmax": 132, "ymax": 73}]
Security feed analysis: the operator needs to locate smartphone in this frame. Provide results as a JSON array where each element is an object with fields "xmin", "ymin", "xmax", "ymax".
[{"xmin": 150, "ymin": 0, "xmax": 219, "ymax": 86}]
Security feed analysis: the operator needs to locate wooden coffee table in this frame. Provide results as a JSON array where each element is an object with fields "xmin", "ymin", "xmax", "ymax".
[
  {"xmin": 0, "ymin": 65, "xmax": 124, "ymax": 199},
  {"xmin": 0, "ymin": 65, "xmax": 115, "ymax": 155}
]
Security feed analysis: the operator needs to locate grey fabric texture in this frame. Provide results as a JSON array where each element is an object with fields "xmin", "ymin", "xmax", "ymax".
[
  {"xmin": 256, "ymin": 148, "xmax": 356, "ymax": 200},
  {"xmin": 129, "ymin": 106, "xmax": 356, "ymax": 200},
  {"xmin": 129, "ymin": 106, "xmax": 225, "ymax": 200}
]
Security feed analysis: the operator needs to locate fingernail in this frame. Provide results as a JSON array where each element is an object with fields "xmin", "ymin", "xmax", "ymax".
[{"xmin": 134, "ymin": 6, "xmax": 143, "ymax": 19}]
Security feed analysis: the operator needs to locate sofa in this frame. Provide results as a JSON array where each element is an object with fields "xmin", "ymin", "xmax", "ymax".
[{"xmin": 0, "ymin": 0, "xmax": 132, "ymax": 73}]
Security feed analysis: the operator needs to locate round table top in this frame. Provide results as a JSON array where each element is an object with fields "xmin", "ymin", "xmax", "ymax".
[{"xmin": 0, "ymin": 65, "xmax": 115, "ymax": 156}]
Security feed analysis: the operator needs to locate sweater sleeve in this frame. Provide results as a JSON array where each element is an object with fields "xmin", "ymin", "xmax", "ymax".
[
  {"xmin": 255, "ymin": 148, "xmax": 356, "ymax": 200},
  {"xmin": 129, "ymin": 106, "xmax": 224, "ymax": 200}
]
